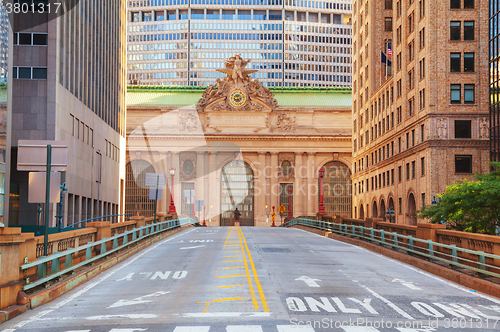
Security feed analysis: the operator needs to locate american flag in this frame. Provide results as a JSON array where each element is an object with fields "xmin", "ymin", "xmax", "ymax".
[{"xmin": 387, "ymin": 44, "xmax": 392, "ymax": 56}]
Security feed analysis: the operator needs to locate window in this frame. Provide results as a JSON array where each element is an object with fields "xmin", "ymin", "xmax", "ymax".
[
  {"xmin": 421, "ymin": 124, "xmax": 425, "ymax": 142},
  {"xmin": 13, "ymin": 66, "xmax": 47, "ymax": 80},
  {"xmin": 32, "ymin": 33, "xmax": 48, "ymax": 45},
  {"xmin": 143, "ymin": 12, "xmax": 152, "ymax": 21},
  {"xmin": 455, "ymin": 155, "xmax": 472, "ymax": 173},
  {"xmin": 406, "ymin": 163, "xmax": 410, "ymax": 180},
  {"xmin": 450, "ymin": 0, "xmax": 460, "ymax": 8},
  {"xmin": 419, "ymin": 89, "xmax": 426, "ymax": 108},
  {"xmin": 455, "ymin": 120, "xmax": 471, "ymax": 138},
  {"xmin": 385, "ymin": 0, "xmax": 393, "ymax": 9},
  {"xmin": 408, "ymin": 12, "xmax": 414, "ymax": 33},
  {"xmin": 409, "ymin": 97, "xmax": 415, "ymax": 116},
  {"xmin": 464, "ymin": 0, "xmax": 474, "ymax": 8},
  {"xmin": 385, "ymin": 18, "xmax": 393, "ymax": 31},
  {"xmin": 131, "ymin": 12, "xmax": 140, "ymax": 22},
  {"xmin": 391, "ymin": 169, "xmax": 394, "ymax": 184},
  {"xmin": 18, "ymin": 33, "xmax": 31, "ymax": 45},
  {"xmin": 464, "ymin": 21, "xmax": 474, "ymax": 40},
  {"xmin": 397, "ymin": 53, "xmax": 402, "ymax": 71},
  {"xmin": 421, "ymin": 157, "xmax": 425, "ymax": 175},
  {"xmin": 397, "ymin": 26, "xmax": 402, "ymax": 45},
  {"xmin": 397, "ymin": 0, "xmax": 401, "ymax": 17},
  {"xmin": 419, "ymin": 28, "xmax": 425, "ymax": 49},
  {"xmin": 408, "ymin": 41, "xmax": 414, "ymax": 61},
  {"xmin": 399, "ymin": 197, "xmax": 402, "ymax": 214},
  {"xmin": 419, "ymin": 58, "xmax": 425, "ymax": 79},
  {"xmin": 32, "ymin": 67, "xmax": 47, "ymax": 79},
  {"xmin": 419, "ymin": 0, "xmax": 425, "ymax": 18},
  {"xmin": 422, "ymin": 193, "xmax": 426, "ymax": 207},
  {"xmin": 155, "ymin": 11, "xmax": 164, "ymax": 21},
  {"xmin": 451, "ymin": 84, "xmax": 461, "ymax": 103},
  {"xmin": 406, "ymin": 133, "xmax": 410, "ymax": 149},
  {"xmin": 450, "ymin": 21, "xmax": 461, "ymax": 40},
  {"xmin": 412, "ymin": 161, "xmax": 416, "ymax": 178},
  {"xmin": 398, "ymin": 166, "xmax": 402, "ymax": 181},
  {"xmin": 464, "ymin": 84, "xmax": 474, "ymax": 103},
  {"xmin": 412, "ymin": 129, "xmax": 415, "ymax": 146},
  {"xmin": 450, "ymin": 53, "xmax": 461, "ymax": 72},
  {"xmin": 464, "ymin": 53, "xmax": 474, "ymax": 72}
]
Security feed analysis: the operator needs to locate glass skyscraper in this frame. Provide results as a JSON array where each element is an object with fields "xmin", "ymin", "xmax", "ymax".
[{"xmin": 127, "ymin": 0, "xmax": 352, "ymax": 87}]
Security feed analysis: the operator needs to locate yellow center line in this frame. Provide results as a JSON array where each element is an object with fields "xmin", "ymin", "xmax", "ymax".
[
  {"xmin": 221, "ymin": 260, "xmax": 244, "ymax": 263},
  {"xmin": 216, "ymin": 285, "xmax": 244, "ymax": 289},
  {"xmin": 224, "ymin": 255, "xmax": 242, "ymax": 258},
  {"xmin": 238, "ymin": 226, "xmax": 269, "ymax": 313},
  {"xmin": 236, "ymin": 226, "xmax": 259, "ymax": 310},
  {"xmin": 221, "ymin": 266, "xmax": 245, "ymax": 270},
  {"xmin": 212, "ymin": 297, "xmax": 244, "ymax": 302},
  {"xmin": 216, "ymin": 274, "xmax": 247, "ymax": 278}
]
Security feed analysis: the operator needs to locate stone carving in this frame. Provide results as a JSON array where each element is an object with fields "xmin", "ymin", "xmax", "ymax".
[
  {"xmin": 205, "ymin": 114, "xmax": 222, "ymax": 132},
  {"xmin": 197, "ymin": 54, "xmax": 278, "ymax": 112},
  {"xmin": 276, "ymin": 112, "xmax": 297, "ymax": 131},
  {"xmin": 179, "ymin": 153, "xmax": 197, "ymax": 181},
  {"xmin": 479, "ymin": 118, "xmax": 489, "ymax": 138},
  {"xmin": 436, "ymin": 118, "xmax": 448, "ymax": 139},
  {"xmin": 179, "ymin": 111, "xmax": 199, "ymax": 131}
]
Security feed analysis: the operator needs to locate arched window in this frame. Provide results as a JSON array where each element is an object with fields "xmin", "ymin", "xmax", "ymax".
[
  {"xmin": 220, "ymin": 160, "xmax": 254, "ymax": 226},
  {"xmin": 125, "ymin": 160, "xmax": 155, "ymax": 217},
  {"xmin": 281, "ymin": 160, "xmax": 292, "ymax": 176},
  {"xmin": 319, "ymin": 161, "xmax": 352, "ymax": 217}
]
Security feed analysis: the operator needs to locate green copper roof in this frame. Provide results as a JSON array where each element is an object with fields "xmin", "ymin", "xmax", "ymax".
[{"xmin": 127, "ymin": 86, "xmax": 352, "ymax": 108}]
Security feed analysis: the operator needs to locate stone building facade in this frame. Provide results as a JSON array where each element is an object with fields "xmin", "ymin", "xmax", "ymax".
[
  {"xmin": 351, "ymin": 0, "xmax": 490, "ymax": 225},
  {"xmin": 126, "ymin": 57, "xmax": 352, "ymax": 226}
]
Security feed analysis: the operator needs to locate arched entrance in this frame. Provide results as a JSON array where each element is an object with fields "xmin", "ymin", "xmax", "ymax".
[
  {"xmin": 388, "ymin": 197, "xmax": 395, "ymax": 223},
  {"xmin": 220, "ymin": 160, "xmax": 254, "ymax": 226},
  {"xmin": 359, "ymin": 203, "xmax": 365, "ymax": 219},
  {"xmin": 125, "ymin": 160, "xmax": 155, "ymax": 217},
  {"xmin": 380, "ymin": 199, "xmax": 386, "ymax": 221},
  {"xmin": 408, "ymin": 193, "xmax": 417, "ymax": 225},
  {"xmin": 319, "ymin": 161, "xmax": 352, "ymax": 217},
  {"xmin": 372, "ymin": 201, "xmax": 378, "ymax": 218}
]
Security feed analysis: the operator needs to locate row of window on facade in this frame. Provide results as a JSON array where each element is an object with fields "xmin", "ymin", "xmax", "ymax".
[{"xmin": 129, "ymin": 0, "xmax": 350, "ymax": 10}]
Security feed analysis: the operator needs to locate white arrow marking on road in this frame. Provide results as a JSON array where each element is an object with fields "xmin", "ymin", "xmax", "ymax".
[
  {"xmin": 108, "ymin": 291, "xmax": 170, "ymax": 308},
  {"xmin": 180, "ymin": 245, "xmax": 205, "ymax": 250},
  {"xmin": 116, "ymin": 273, "xmax": 134, "ymax": 281},
  {"xmin": 392, "ymin": 278, "xmax": 422, "ymax": 290},
  {"xmin": 109, "ymin": 329, "xmax": 148, "ymax": 332},
  {"xmin": 295, "ymin": 276, "xmax": 321, "ymax": 287},
  {"xmin": 85, "ymin": 314, "xmax": 157, "ymax": 320}
]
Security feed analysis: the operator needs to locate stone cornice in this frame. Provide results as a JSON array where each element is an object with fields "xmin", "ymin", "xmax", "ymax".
[{"xmin": 127, "ymin": 134, "xmax": 352, "ymax": 141}]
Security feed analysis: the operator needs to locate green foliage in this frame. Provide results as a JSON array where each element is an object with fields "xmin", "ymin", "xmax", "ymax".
[{"xmin": 418, "ymin": 162, "xmax": 500, "ymax": 235}]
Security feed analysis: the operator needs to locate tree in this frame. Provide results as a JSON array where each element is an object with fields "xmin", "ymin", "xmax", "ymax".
[{"xmin": 418, "ymin": 162, "xmax": 500, "ymax": 235}]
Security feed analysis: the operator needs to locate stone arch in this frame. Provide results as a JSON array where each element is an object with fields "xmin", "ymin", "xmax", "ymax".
[
  {"xmin": 380, "ymin": 198, "xmax": 386, "ymax": 221},
  {"xmin": 407, "ymin": 192, "xmax": 417, "ymax": 226},
  {"xmin": 125, "ymin": 159, "xmax": 156, "ymax": 217},
  {"xmin": 372, "ymin": 198, "xmax": 378, "ymax": 218},
  {"xmin": 318, "ymin": 161, "xmax": 352, "ymax": 217},
  {"xmin": 359, "ymin": 202, "xmax": 365, "ymax": 220}
]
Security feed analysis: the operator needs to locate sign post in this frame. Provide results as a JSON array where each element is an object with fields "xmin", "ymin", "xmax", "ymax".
[
  {"xmin": 146, "ymin": 173, "xmax": 166, "ymax": 223},
  {"xmin": 44, "ymin": 145, "xmax": 51, "ymax": 257}
]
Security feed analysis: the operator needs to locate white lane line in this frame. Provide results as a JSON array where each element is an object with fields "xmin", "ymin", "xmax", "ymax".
[
  {"xmin": 1, "ymin": 229, "xmax": 195, "ymax": 332},
  {"xmin": 226, "ymin": 326, "xmax": 263, "ymax": 332},
  {"xmin": 341, "ymin": 327, "xmax": 381, "ymax": 332},
  {"xmin": 277, "ymin": 325, "xmax": 316, "ymax": 332},
  {"xmin": 64, "ymin": 330, "xmax": 91, "ymax": 332},
  {"xmin": 173, "ymin": 327, "xmax": 210, "ymax": 332},
  {"xmin": 180, "ymin": 245, "xmax": 205, "ymax": 250},
  {"xmin": 109, "ymin": 329, "xmax": 148, "ymax": 332},
  {"xmin": 294, "ymin": 228, "xmax": 500, "ymax": 304},
  {"xmin": 181, "ymin": 312, "xmax": 271, "ymax": 318},
  {"xmin": 358, "ymin": 284, "xmax": 414, "ymax": 320},
  {"xmin": 85, "ymin": 314, "xmax": 157, "ymax": 320},
  {"xmin": 108, "ymin": 291, "xmax": 170, "ymax": 308}
]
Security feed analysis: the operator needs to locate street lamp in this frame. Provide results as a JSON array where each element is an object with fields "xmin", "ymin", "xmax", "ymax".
[
  {"xmin": 431, "ymin": 195, "xmax": 438, "ymax": 205},
  {"xmin": 318, "ymin": 167, "xmax": 326, "ymax": 214},
  {"xmin": 271, "ymin": 205, "xmax": 276, "ymax": 227},
  {"xmin": 58, "ymin": 183, "xmax": 68, "ymax": 232},
  {"xmin": 386, "ymin": 207, "xmax": 395, "ymax": 223},
  {"xmin": 287, "ymin": 186, "xmax": 293, "ymax": 218},
  {"xmin": 265, "ymin": 204, "xmax": 269, "ymax": 223},
  {"xmin": 168, "ymin": 168, "xmax": 176, "ymax": 213}
]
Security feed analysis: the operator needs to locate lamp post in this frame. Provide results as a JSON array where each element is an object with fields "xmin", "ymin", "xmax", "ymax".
[
  {"xmin": 265, "ymin": 204, "xmax": 269, "ymax": 224},
  {"xmin": 287, "ymin": 186, "xmax": 293, "ymax": 218},
  {"xmin": 202, "ymin": 205, "xmax": 206, "ymax": 226},
  {"xmin": 168, "ymin": 168, "xmax": 176, "ymax": 213},
  {"xmin": 318, "ymin": 167, "xmax": 326, "ymax": 214},
  {"xmin": 431, "ymin": 195, "xmax": 439, "ymax": 205},
  {"xmin": 271, "ymin": 205, "xmax": 276, "ymax": 227},
  {"xmin": 386, "ymin": 207, "xmax": 395, "ymax": 223},
  {"xmin": 58, "ymin": 182, "xmax": 68, "ymax": 232}
]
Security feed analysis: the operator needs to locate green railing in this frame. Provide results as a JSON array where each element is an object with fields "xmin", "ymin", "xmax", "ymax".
[
  {"xmin": 21, "ymin": 217, "xmax": 197, "ymax": 291},
  {"xmin": 285, "ymin": 218, "xmax": 500, "ymax": 279}
]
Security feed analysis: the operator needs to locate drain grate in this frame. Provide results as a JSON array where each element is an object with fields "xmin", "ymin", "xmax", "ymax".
[{"xmin": 260, "ymin": 248, "xmax": 292, "ymax": 253}]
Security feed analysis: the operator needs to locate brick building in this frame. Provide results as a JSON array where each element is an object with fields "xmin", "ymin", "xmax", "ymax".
[
  {"xmin": 491, "ymin": 0, "xmax": 500, "ymax": 161},
  {"xmin": 351, "ymin": 0, "xmax": 490, "ymax": 225}
]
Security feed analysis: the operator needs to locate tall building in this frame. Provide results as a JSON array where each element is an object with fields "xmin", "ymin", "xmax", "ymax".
[
  {"xmin": 7, "ymin": 1, "xmax": 127, "ymax": 227},
  {"xmin": 351, "ymin": 0, "xmax": 490, "ymax": 225},
  {"xmin": 127, "ymin": 0, "xmax": 353, "ymax": 87},
  {"xmin": 491, "ymin": 0, "xmax": 500, "ymax": 161},
  {"xmin": 0, "ymin": 4, "xmax": 9, "ymax": 225}
]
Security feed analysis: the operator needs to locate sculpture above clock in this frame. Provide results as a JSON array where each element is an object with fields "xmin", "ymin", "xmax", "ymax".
[{"xmin": 197, "ymin": 54, "xmax": 278, "ymax": 112}]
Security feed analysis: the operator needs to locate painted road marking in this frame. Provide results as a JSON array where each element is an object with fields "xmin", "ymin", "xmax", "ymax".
[
  {"xmin": 180, "ymin": 245, "xmax": 205, "ymax": 250},
  {"xmin": 277, "ymin": 325, "xmax": 316, "ymax": 332},
  {"xmin": 116, "ymin": 273, "xmax": 134, "ymax": 281},
  {"xmin": 226, "ymin": 326, "xmax": 263, "ymax": 332},
  {"xmin": 359, "ymin": 284, "xmax": 413, "ymax": 319},
  {"xmin": 181, "ymin": 312, "xmax": 272, "ymax": 317},
  {"xmin": 295, "ymin": 275, "xmax": 321, "ymax": 287},
  {"xmin": 108, "ymin": 291, "xmax": 169, "ymax": 308},
  {"xmin": 217, "ymin": 274, "xmax": 246, "ymax": 278},
  {"xmin": 173, "ymin": 327, "xmax": 210, "ymax": 332},
  {"xmin": 216, "ymin": 285, "xmax": 244, "ymax": 288},
  {"xmin": 392, "ymin": 278, "xmax": 422, "ymax": 290},
  {"xmin": 221, "ymin": 266, "xmax": 244, "ymax": 270},
  {"xmin": 341, "ymin": 327, "xmax": 381, "ymax": 332},
  {"xmin": 85, "ymin": 314, "xmax": 157, "ymax": 320},
  {"xmin": 212, "ymin": 297, "xmax": 244, "ymax": 302},
  {"xmin": 221, "ymin": 260, "xmax": 244, "ymax": 263},
  {"xmin": 109, "ymin": 329, "xmax": 147, "ymax": 332},
  {"xmin": 189, "ymin": 240, "xmax": 213, "ymax": 242}
]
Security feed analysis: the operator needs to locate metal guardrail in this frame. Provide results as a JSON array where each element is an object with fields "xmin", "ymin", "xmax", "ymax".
[
  {"xmin": 285, "ymin": 218, "xmax": 500, "ymax": 279},
  {"xmin": 62, "ymin": 213, "xmax": 133, "ymax": 230},
  {"xmin": 21, "ymin": 217, "xmax": 197, "ymax": 291}
]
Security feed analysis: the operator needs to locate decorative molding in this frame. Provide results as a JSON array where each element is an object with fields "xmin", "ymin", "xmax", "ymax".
[
  {"xmin": 179, "ymin": 152, "xmax": 197, "ymax": 182},
  {"xmin": 278, "ymin": 153, "xmax": 295, "ymax": 180},
  {"xmin": 436, "ymin": 118, "xmax": 448, "ymax": 139},
  {"xmin": 179, "ymin": 111, "xmax": 199, "ymax": 131},
  {"xmin": 479, "ymin": 117, "xmax": 489, "ymax": 138},
  {"xmin": 276, "ymin": 112, "xmax": 297, "ymax": 131}
]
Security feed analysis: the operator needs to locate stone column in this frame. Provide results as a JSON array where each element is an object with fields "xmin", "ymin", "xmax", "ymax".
[
  {"xmin": 294, "ymin": 152, "xmax": 303, "ymax": 217},
  {"xmin": 208, "ymin": 152, "xmax": 219, "ymax": 225},
  {"xmin": 159, "ymin": 153, "xmax": 168, "ymax": 214},
  {"xmin": 307, "ymin": 152, "xmax": 316, "ymax": 216},
  {"xmin": 256, "ymin": 152, "xmax": 267, "ymax": 226},
  {"xmin": 196, "ymin": 151, "xmax": 205, "ymax": 221},
  {"xmin": 173, "ymin": 152, "xmax": 181, "ymax": 214},
  {"xmin": 270, "ymin": 152, "xmax": 279, "ymax": 211}
]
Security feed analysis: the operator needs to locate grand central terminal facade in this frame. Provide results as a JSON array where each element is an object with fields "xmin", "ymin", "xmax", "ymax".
[{"xmin": 125, "ymin": 56, "xmax": 353, "ymax": 226}]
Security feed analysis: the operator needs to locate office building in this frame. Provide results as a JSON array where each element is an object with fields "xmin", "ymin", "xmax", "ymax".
[
  {"xmin": 0, "ymin": 4, "xmax": 9, "ymax": 225},
  {"xmin": 8, "ymin": 1, "xmax": 127, "ymax": 227},
  {"xmin": 127, "ymin": 0, "xmax": 353, "ymax": 87},
  {"xmin": 351, "ymin": 0, "xmax": 490, "ymax": 225},
  {"xmin": 491, "ymin": 0, "xmax": 499, "ymax": 161}
]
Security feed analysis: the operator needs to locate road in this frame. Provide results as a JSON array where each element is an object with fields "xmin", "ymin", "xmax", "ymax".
[{"xmin": 3, "ymin": 226, "xmax": 500, "ymax": 332}]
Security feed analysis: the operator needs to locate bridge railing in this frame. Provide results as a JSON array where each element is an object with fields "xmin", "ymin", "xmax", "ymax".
[
  {"xmin": 285, "ymin": 218, "xmax": 500, "ymax": 279},
  {"xmin": 20, "ymin": 217, "xmax": 197, "ymax": 291}
]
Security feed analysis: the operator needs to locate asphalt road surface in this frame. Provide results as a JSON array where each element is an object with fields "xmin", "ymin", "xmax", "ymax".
[{"xmin": 3, "ymin": 226, "xmax": 500, "ymax": 332}]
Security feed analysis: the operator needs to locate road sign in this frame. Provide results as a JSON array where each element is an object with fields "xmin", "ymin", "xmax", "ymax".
[
  {"xmin": 271, "ymin": 212, "xmax": 276, "ymax": 218},
  {"xmin": 195, "ymin": 200, "xmax": 204, "ymax": 211},
  {"xmin": 149, "ymin": 188, "xmax": 163, "ymax": 200},
  {"xmin": 279, "ymin": 205, "xmax": 286, "ymax": 213},
  {"xmin": 17, "ymin": 140, "xmax": 68, "ymax": 171},
  {"xmin": 28, "ymin": 172, "xmax": 61, "ymax": 203},
  {"xmin": 145, "ymin": 173, "xmax": 167, "ymax": 188}
]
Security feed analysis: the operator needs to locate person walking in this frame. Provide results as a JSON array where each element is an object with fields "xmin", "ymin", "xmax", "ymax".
[{"xmin": 234, "ymin": 207, "xmax": 241, "ymax": 226}]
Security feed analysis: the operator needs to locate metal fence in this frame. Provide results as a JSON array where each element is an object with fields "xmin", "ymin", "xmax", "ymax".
[{"xmin": 284, "ymin": 218, "xmax": 500, "ymax": 279}]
